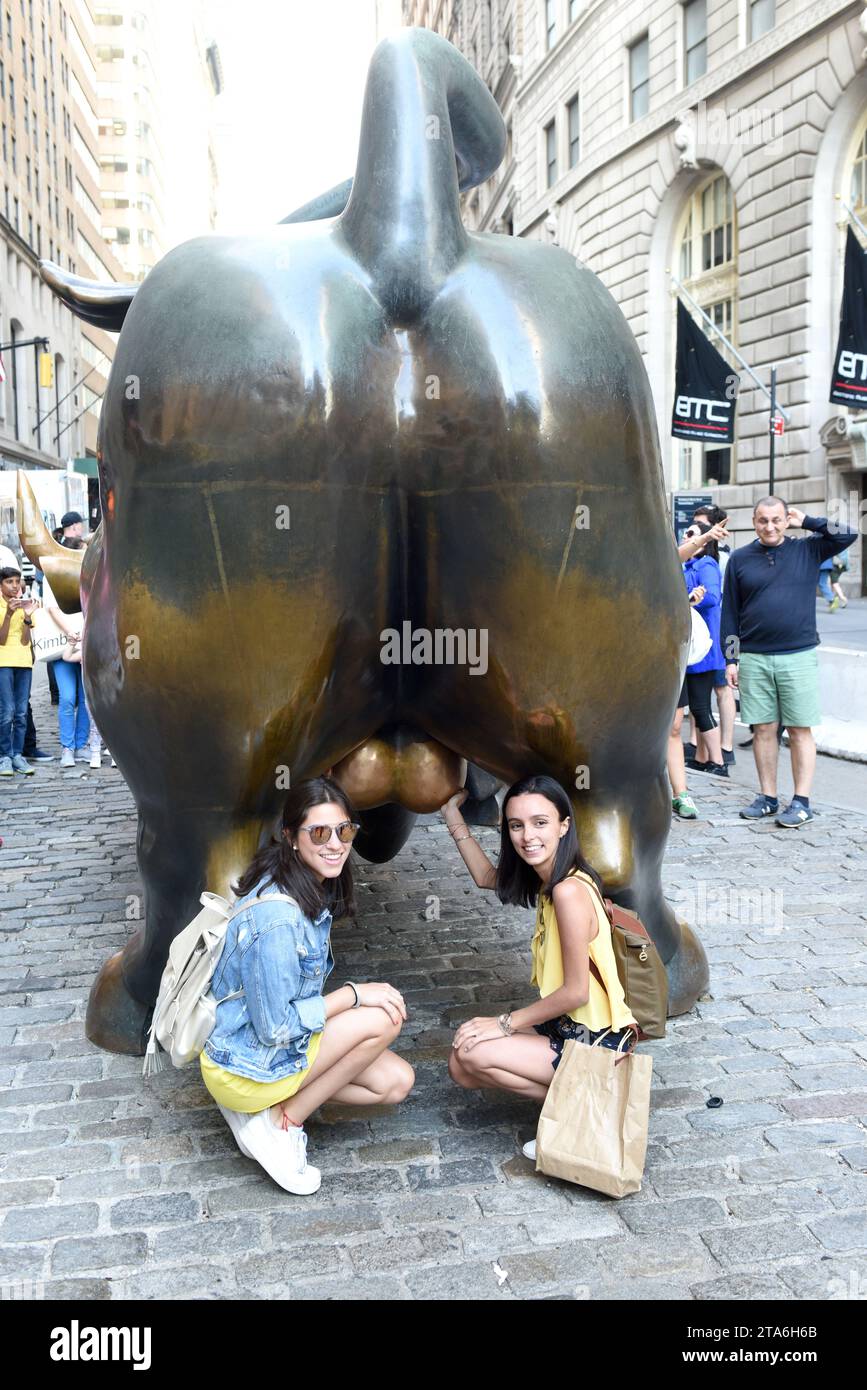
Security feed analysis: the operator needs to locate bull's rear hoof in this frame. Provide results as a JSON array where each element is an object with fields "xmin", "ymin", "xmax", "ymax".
[
  {"xmin": 85, "ymin": 950, "xmax": 151, "ymax": 1056},
  {"xmin": 665, "ymin": 920, "xmax": 710, "ymax": 1016}
]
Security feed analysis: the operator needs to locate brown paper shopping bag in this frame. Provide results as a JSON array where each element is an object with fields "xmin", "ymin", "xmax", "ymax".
[{"xmin": 535, "ymin": 1038, "xmax": 653, "ymax": 1197}]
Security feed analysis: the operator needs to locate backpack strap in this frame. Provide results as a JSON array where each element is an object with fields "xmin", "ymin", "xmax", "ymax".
[{"xmin": 226, "ymin": 890, "xmax": 299, "ymax": 922}]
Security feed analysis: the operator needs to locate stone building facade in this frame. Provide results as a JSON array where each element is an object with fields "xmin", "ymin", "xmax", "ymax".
[{"xmin": 403, "ymin": 0, "xmax": 867, "ymax": 591}]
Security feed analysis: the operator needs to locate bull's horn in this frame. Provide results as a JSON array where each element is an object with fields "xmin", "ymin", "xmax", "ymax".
[
  {"xmin": 39, "ymin": 259, "xmax": 137, "ymax": 331},
  {"xmin": 16, "ymin": 471, "xmax": 84, "ymax": 614},
  {"xmin": 280, "ymin": 178, "xmax": 353, "ymax": 224}
]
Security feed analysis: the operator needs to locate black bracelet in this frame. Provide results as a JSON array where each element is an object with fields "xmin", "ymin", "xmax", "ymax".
[{"xmin": 345, "ymin": 981, "xmax": 360, "ymax": 1008}]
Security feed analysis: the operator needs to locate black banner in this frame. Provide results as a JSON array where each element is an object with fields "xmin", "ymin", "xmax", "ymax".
[
  {"xmin": 830, "ymin": 224, "xmax": 867, "ymax": 407},
  {"xmin": 671, "ymin": 298, "xmax": 737, "ymax": 444}
]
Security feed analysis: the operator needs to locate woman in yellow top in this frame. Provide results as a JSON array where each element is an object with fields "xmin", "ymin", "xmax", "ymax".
[{"xmin": 441, "ymin": 774, "xmax": 638, "ymax": 1157}]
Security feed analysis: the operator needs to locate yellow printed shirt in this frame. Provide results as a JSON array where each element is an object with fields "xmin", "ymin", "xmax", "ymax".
[
  {"xmin": 0, "ymin": 605, "xmax": 34, "ymax": 668},
  {"xmin": 530, "ymin": 869, "xmax": 636, "ymax": 1032}
]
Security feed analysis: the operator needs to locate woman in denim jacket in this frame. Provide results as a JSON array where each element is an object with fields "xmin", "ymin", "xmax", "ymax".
[{"xmin": 201, "ymin": 776, "xmax": 414, "ymax": 1194}]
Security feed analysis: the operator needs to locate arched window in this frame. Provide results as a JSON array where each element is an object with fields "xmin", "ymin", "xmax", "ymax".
[
  {"xmin": 674, "ymin": 172, "xmax": 738, "ymax": 487},
  {"xmin": 850, "ymin": 124, "xmax": 867, "ymax": 214},
  {"xmin": 53, "ymin": 351, "xmax": 67, "ymax": 452}
]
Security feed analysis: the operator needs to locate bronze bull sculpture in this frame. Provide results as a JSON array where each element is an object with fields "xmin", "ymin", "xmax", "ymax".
[{"xmin": 24, "ymin": 29, "xmax": 707, "ymax": 1053}]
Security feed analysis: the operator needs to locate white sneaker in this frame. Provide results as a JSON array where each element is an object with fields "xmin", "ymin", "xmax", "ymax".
[
  {"xmin": 89, "ymin": 749, "xmax": 102, "ymax": 768},
  {"xmin": 74, "ymin": 747, "xmax": 90, "ymax": 762},
  {"xmin": 218, "ymin": 1103, "xmax": 321, "ymax": 1194},
  {"xmin": 522, "ymin": 1138, "xmax": 537, "ymax": 1162},
  {"xmin": 60, "ymin": 747, "xmax": 75, "ymax": 768}
]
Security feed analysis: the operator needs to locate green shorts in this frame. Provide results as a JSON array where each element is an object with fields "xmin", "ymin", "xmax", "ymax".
[{"xmin": 738, "ymin": 649, "xmax": 821, "ymax": 728}]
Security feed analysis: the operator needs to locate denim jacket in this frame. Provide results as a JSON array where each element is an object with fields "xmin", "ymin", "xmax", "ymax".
[{"xmin": 203, "ymin": 874, "xmax": 334, "ymax": 1083}]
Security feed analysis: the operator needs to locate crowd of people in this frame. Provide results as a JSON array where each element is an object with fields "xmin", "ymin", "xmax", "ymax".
[
  {"xmin": 669, "ymin": 495, "xmax": 857, "ymax": 827},
  {"xmin": 0, "ymin": 510, "xmax": 110, "ymax": 778}
]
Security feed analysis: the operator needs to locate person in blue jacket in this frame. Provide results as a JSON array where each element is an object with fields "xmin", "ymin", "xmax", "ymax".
[{"xmin": 682, "ymin": 521, "xmax": 727, "ymax": 777}]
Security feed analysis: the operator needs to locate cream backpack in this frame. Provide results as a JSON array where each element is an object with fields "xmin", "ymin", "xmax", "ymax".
[{"xmin": 142, "ymin": 889, "xmax": 298, "ymax": 1076}]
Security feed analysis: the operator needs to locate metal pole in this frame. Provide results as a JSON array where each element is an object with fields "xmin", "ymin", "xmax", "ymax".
[
  {"xmin": 839, "ymin": 199, "xmax": 867, "ymax": 241},
  {"xmin": 769, "ymin": 365, "xmax": 777, "ymax": 494}
]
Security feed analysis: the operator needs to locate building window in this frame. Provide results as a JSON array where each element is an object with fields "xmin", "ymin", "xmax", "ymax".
[
  {"xmin": 629, "ymin": 35, "xmax": 649, "ymax": 121},
  {"xmin": 567, "ymin": 94, "xmax": 580, "ymax": 167},
  {"xmin": 749, "ymin": 0, "xmax": 774, "ymax": 41},
  {"xmin": 699, "ymin": 174, "xmax": 733, "ymax": 269},
  {"xmin": 684, "ymin": 0, "xmax": 707, "ymax": 83},
  {"xmin": 675, "ymin": 174, "xmax": 738, "ymax": 488},
  {"xmin": 545, "ymin": 0, "xmax": 557, "ymax": 51},
  {"xmin": 23, "ymin": 93, "xmax": 27, "ymax": 129},
  {"xmin": 545, "ymin": 119, "xmax": 557, "ymax": 188},
  {"xmin": 851, "ymin": 127, "xmax": 867, "ymax": 211},
  {"xmin": 569, "ymin": 0, "xmax": 581, "ymax": 20}
]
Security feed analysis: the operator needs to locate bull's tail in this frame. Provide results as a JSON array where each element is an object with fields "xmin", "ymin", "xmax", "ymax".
[{"xmin": 337, "ymin": 27, "xmax": 506, "ymax": 324}]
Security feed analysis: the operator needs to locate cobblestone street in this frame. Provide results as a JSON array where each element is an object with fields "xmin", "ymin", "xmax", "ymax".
[{"xmin": 1, "ymin": 672, "xmax": 866, "ymax": 1301}]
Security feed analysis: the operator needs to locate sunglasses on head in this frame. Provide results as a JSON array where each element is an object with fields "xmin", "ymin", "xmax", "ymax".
[{"xmin": 299, "ymin": 820, "xmax": 360, "ymax": 846}]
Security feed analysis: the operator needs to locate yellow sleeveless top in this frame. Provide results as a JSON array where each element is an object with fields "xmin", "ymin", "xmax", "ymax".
[{"xmin": 530, "ymin": 869, "xmax": 636, "ymax": 1032}]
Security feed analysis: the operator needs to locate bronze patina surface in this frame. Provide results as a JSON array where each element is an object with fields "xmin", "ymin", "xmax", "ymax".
[{"xmin": 28, "ymin": 29, "xmax": 705, "ymax": 1053}]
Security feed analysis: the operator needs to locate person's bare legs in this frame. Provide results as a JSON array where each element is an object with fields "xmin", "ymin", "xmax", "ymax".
[
  {"xmin": 668, "ymin": 707, "xmax": 688, "ymax": 796},
  {"xmin": 448, "ymin": 1033, "xmax": 558, "ymax": 1102},
  {"xmin": 715, "ymin": 683, "xmax": 735, "ymax": 754},
  {"xmin": 787, "ymin": 726, "xmax": 816, "ymax": 799},
  {"xmin": 275, "ymin": 1008, "xmax": 413, "ymax": 1128},
  {"xmin": 752, "ymin": 721, "xmax": 780, "ymax": 797}
]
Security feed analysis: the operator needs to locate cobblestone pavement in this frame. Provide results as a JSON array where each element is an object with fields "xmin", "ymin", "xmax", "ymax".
[{"xmin": 1, "ymin": 674, "xmax": 866, "ymax": 1301}]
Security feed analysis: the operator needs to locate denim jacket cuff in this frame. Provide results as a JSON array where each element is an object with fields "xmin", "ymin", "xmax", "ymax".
[{"xmin": 294, "ymin": 993, "xmax": 326, "ymax": 1034}]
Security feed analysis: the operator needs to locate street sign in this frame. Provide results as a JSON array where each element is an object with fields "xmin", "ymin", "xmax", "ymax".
[
  {"xmin": 770, "ymin": 413, "xmax": 784, "ymax": 436},
  {"xmin": 672, "ymin": 491, "xmax": 713, "ymax": 542}
]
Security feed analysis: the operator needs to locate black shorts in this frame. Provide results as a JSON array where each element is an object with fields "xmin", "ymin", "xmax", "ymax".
[{"xmin": 533, "ymin": 1015, "xmax": 636, "ymax": 1070}]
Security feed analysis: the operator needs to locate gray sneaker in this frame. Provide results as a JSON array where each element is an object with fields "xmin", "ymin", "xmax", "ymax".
[
  {"xmin": 0, "ymin": 756, "xmax": 13, "ymax": 777},
  {"xmin": 739, "ymin": 796, "xmax": 778, "ymax": 820},
  {"xmin": 775, "ymin": 801, "xmax": 814, "ymax": 828},
  {"xmin": 60, "ymin": 747, "xmax": 75, "ymax": 768},
  {"xmin": 11, "ymin": 755, "xmax": 34, "ymax": 775}
]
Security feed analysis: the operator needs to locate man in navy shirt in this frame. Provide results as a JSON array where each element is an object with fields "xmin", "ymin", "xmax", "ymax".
[{"xmin": 722, "ymin": 496, "xmax": 857, "ymax": 827}]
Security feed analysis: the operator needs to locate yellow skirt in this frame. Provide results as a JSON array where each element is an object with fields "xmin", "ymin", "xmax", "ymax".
[{"xmin": 199, "ymin": 1031, "xmax": 323, "ymax": 1113}]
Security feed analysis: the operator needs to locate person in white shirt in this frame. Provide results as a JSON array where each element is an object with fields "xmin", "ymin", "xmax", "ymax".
[{"xmin": 40, "ymin": 573, "xmax": 99, "ymax": 767}]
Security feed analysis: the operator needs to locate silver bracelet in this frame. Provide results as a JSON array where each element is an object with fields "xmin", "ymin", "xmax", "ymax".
[
  {"xmin": 453, "ymin": 832, "xmax": 472, "ymax": 844},
  {"xmin": 345, "ymin": 981, "xmax": 360, "ymax": 1008},
  {"xmin": 497, "ymin": 1011, "xmax": 514, "ymax": 1036}
]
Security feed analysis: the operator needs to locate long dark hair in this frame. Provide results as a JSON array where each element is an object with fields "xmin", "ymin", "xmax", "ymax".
[
  {"xmin": 689, "ymin": 518, "xmax": 719, "ymax": 563},
  {"xmin": 495, "ymin": 774, "xmax": 603, "ymax": 908},
  {"xmin": 233, "ymin": 776, "xmax": 358, "ymax": 921}
]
